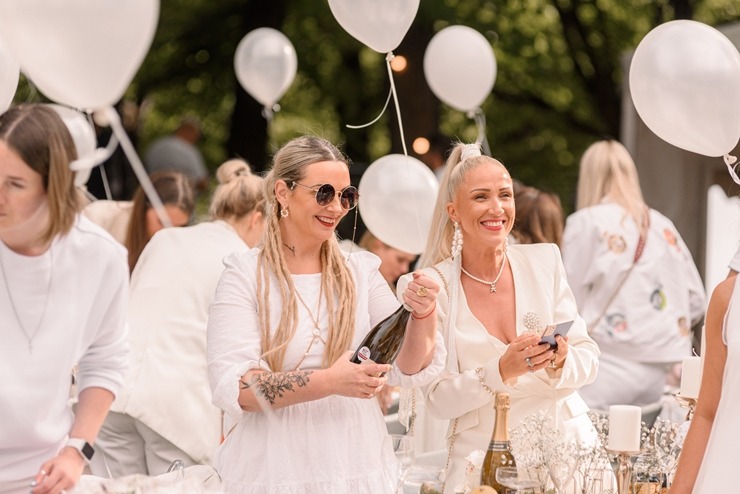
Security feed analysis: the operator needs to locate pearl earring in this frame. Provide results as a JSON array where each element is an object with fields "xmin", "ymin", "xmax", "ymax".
[
  {"xmin": 451, "ymin": 222, "xmax": 463, "ymax": 258},
  {"xmin": 280, "ymin": 205, "xmax": 289, "ymax": 218}
]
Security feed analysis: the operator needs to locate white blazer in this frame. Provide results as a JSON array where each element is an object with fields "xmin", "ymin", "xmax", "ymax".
[{"xmin": 400, "ymin": 243, "xmax": 600, "ymax": 493}]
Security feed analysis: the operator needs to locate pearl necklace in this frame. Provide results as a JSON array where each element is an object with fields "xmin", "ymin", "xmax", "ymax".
[
  {"xmin": 0, "ymin": 243, "xmax": 53, "ymax": 353},
  {"xmin": 461, "ymin": 252, "xmax": 508, "ymax": 293}
]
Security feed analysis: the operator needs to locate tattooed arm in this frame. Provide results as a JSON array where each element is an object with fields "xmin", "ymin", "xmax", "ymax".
[{"xmin": 237, "ymin": 353, "xmax": 392, "ymax": 412}]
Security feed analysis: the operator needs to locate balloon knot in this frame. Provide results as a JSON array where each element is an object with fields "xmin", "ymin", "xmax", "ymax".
[
  {"xmin": 724, "ymin": 154, "xmax": 738, "ymax": 166},
  {"xmin": 385, "ymin": 52, "xmax": 395, "ymax": 62}
]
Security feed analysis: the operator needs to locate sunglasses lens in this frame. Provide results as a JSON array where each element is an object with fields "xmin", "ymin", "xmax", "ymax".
[
  {"xmin": 341, "ymin": 187, "xmax": 359, "ymax": 210},
  {"xmin": 315, "ymin": 184, "xmax": 336, "ymax": 206}
]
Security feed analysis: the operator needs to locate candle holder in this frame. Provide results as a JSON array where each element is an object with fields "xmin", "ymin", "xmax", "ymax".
[
  {"xmin": 673, "ymin": 393, "xmax": 697, "ymax": 421},
  {"xmin": 606, "ymin": 449, "xmax": 641, "ymax": 494}
]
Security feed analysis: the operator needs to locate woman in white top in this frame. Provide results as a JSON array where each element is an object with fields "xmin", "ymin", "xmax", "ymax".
[
  {"xmin": 561, "ymin": 140, "xmax": 705, "ymax": 410},
  {"xmin": 207, "ymin": 135, "xmax": 445, "ymax": 494},
  {"xmin": 90, "ymin": 159, "xmax": 265, "ymax": 477},
  {"xmin": 0, "ymin": 105, "xmax": 128, "ymax": 494}
]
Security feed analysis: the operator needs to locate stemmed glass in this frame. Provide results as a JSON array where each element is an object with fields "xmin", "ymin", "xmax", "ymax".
[
  {"xmin": 386, "ymin": 433, "xmax": 415, "ymax": 493},
  {"xmin": 546, "ymin": 456, "xmax": 579, "ymax": 494},
  {"xmin": 496, "ymin": 466, "xmax": 547, "ymax": 494}
]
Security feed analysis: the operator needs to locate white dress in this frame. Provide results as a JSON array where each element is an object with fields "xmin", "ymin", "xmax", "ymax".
[
  {"xmin": 692, "ymin": 277, "xmax": 740, "ymax": 493},
  {"xmin": 207, "ymin": 249, "xmax": 445, "ymax": 494}
]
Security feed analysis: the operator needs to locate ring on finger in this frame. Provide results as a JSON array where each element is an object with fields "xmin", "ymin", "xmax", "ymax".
[
  {"xmin": 549, "ymin": 359, "xmax": 557, "ymax": 368},
  {"xmin": 416, "ymin": 285, "xmax": 428, "ymax": 297},
  {"xmin": 525, "ymin": 356, "xmax": 533, "ymax": 368}
]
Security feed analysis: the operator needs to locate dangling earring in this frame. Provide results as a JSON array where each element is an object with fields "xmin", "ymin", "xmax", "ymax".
[
  {"xmin": 280, "ymin": 205, "xmax": 289, "ymax": 218},
  {"xmin": 504, "ymin": 236, "xmax": 509, "ymax": 253},
  {"xmin": 452, "ymin": 222, "xmax": 463, "ymax": 258}
]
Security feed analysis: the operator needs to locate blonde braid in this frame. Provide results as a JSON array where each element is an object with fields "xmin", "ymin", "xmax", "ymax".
[{"xmin": 320, "ymin": 239, "xmax": 357, "ymax": 367}]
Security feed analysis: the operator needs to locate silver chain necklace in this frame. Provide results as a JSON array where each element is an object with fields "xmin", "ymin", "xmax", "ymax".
[
  {"xmin": 293, "ymin": 284, "xmax": 326, "ymax": 371},
  {"xmin": 0, "ymin": 244, "xmax": 53, "ymax": 353},
  {"xmin": 461, "ymin": 252, "xmax": 508, "ymax": 293}
]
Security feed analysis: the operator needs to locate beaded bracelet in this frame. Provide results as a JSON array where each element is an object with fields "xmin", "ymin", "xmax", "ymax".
[
  {"xmin": 411, "ymin": 301, "xmax": 436, "ymax": 320},
  {"xmin": 474, "ymin": 367, "xmax": 496, "ymax": 396}
]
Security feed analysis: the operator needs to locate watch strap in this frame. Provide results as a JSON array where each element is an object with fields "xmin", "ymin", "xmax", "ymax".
[{"xmin": 65, "ymin": 438, "xmax": 94, "ymax": 462}]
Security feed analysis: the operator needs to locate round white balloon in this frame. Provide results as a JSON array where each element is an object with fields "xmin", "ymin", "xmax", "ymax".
[
  {"xmin": 234, "ymin": 28, "xmax": 297, "ymax": 108},
  {"xmin": 328, "ymin": 0, "xmax": 419, "ymax": 54},
  {"xmin": 0, "ymin": 0, "xmax": 159, "ymax": 110},
  {"xmin": 358, "ymin": 154, "xmax": 439, "ymax": 254},
  {"xmin": 47, "ymin": 104, "xmax": 97, "ymax": 186},
  {"xmin": 424, "ymin": 25, "xmax": 497, "ymax": 112},
  {"xmin": 630, "ymin": 20, "xmax": 740, "ymax": 157},
  {"xmin": 0, "ymin": 36, "xmax": 19, "ymax": 113}
]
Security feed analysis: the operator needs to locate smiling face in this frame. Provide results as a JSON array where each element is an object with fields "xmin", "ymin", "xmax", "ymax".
[
  {"xmin": 446, "ymin": 161, "xmax": 514, "ymax": 253},
  {"xmin": 278, "ymin": 160, "xmax": 352, "ymax": 248},
  {"xmin": 0, "ymin": 140, "xmax": 49, "ymax": 245}
]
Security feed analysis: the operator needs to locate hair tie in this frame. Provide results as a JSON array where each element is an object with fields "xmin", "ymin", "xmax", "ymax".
[{"xmin": 460, "ymin": 143, "xmax": 482, "ymax": 162}]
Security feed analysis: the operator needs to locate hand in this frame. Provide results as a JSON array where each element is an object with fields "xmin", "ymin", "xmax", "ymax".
[
  {"xmin": 31, "ymin": 448, "xmax": 85, "ymax": 494},
  {"xmin": 328, "ymin": 351, "xmax": 392, "ymax": 399},
  {"xmin": 403, "ymin": 271, "xmax": 439, "ymax": 318},
  {"xmin": 499, "ymin": 333, "xmax": 556, "ymax": 382}
]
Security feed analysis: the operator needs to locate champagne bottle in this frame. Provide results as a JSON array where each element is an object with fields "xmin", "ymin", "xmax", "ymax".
[
  {"xmin": 480, "ymin": 392, "xmax": 516, "ymax": 493},
  {"xmin": 350, "ymin": 305, "xmax": 411, "ymax": 366}
]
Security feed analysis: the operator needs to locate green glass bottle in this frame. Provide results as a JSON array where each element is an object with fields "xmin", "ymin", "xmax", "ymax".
[{"xmin": 480, "ymin": 392, "xmax": 516, "ymax": 493}]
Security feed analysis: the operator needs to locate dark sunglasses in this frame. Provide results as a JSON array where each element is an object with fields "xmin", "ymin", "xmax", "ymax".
[{"xmin": 290, "ymin": 181, "xmax": 359, "ymax": 210}]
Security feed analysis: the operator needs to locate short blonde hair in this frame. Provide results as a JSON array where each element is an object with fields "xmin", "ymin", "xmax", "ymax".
[{"xmin": 0, "ymin": 105, "xmax": 80, "ymax": 243}]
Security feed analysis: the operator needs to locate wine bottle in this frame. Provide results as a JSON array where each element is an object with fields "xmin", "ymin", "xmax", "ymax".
[
  {"xmin": 350, "ymin": 305, "xmax": 411, "ymax": 366},
  {"xmin": 480, "ymin": 392, "xmax": 516, "ymax": 493}
]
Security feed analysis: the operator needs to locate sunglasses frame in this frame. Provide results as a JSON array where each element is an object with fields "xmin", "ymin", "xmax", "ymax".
[{"xmin": 290, "ymin": 181, "xmax": 359, "ymax": 210}]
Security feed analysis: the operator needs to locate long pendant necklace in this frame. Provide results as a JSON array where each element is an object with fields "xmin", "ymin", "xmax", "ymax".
[
  {"xmin": 461, "ymin": 252, "xmax": 508, "ymax": 293},
  {"xmin": 293, "ymin": 283, "xmax": 325, "ymax": 370},
  {"xmin": 0, "ymin": 244, "xmax": 53, "ymax": 353}
]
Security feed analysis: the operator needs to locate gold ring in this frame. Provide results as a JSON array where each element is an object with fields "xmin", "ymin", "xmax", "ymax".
[
  {"xmin": 416, "ymin": 286, "xmax": 428, "ymax": 297},
  {"xmin": 549, "ymin": 359, "xmax": 557, "ymax": 368}
]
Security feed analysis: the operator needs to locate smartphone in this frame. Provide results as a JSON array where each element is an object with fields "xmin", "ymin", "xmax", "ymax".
[{"xmin": 538, "ymin": 320, "xmax": 574, "ymax": 350}]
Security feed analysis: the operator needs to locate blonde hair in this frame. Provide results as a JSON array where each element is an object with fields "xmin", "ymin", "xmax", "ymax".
[
  {"xmin": 418, "ymin": 143, "xmax": 508, "ymax": 268},
  {"xmin": 258, "ymin": 136, "xmax": 357, "ymax": 371},
  {"xmin": 576, "ymin": 140, "xmax": 646, "ymax": 227},
  {"xmin": 209, "ymin": 159, "xmax": 265, "ymax": 220},
  {"xmin": 0, "ymin": 105, "xmax": 80, "ymax": 243}
]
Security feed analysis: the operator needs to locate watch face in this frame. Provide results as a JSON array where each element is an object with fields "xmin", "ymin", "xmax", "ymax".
[{"xmin": 81, "ymin": 442, "xmax": 95, "ymax": 460}]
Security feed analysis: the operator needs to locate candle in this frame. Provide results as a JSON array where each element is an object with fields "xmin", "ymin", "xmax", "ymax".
[
  {"xmin": 608, "ymin": 405, "xmax": 641, "ymax": 452},
  {"xmin": 680, "ymin": 356, "xmax": 702, "ymax": 399}
]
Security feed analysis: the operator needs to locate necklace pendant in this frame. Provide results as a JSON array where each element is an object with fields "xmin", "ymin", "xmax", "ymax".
[{"xmin": 490, "ymin": 284, "xmax": 497, "ymax": 293}]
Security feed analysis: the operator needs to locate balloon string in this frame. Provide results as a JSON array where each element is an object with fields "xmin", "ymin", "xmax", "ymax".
[
  {"xmin": 97, "ymin": 106, "xmax": 172, "ymax": 229},
  {"xmin": 470, "ymin": 108, "xmax": 492, "ymax": 156},
  {"xmin": 724, "ymin": 154, "xmax": 740, "ymax": 186},
  {"xmin": 345, "ymin": 88, "xmax": 393, "ymax": 130},
  {"xmin": 385, "ymin": 53, "xmax": 408, "ymax": 157}
]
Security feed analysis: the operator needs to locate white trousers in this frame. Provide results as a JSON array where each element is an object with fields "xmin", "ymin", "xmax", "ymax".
[{"xmin": 90, "ymin": 411, "xmax": 198, "ymax": 478}]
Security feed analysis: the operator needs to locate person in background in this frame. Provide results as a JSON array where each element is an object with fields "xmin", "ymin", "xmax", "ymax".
[
  {"xmin": 401, "ymin": 142, "xmax": 601, "ymax": 493},
  {"xmin": 206, "ymin": 135, "xmax": 444, "ymax": 493},
  {"xmin": 511, "ymin": 182, "xmax": 564, "ymax": 246},
  {"xmin": 561, "ymin": 139, "xmax": 706, "ymax": 411},
  {"xmin": 0, "ymin": 105, "xmax": 128, "ymax": 494},
  {"xmin": 357, "ymin": 230, "xmax": 417, "ymax": 289},
  {"xmin": 91, "ymin": 159, "xmax": 265, "ymax": 477},
  {"xmin": 143, "ymin": 117, "xmax": 209, "ymax": 193},
  {"xmin": 83, "ymin": 171, "xmax": 194, "ymax": 272}
]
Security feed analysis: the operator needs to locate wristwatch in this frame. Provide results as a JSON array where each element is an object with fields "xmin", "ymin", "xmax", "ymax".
[{"xmin": 65, "ymin": 438, "xmax": 95, "ymax": 463}]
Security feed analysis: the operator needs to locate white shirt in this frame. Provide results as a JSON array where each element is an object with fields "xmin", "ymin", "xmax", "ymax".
[
  {"xmin": 729, "ymin": 243, "xmax": 740, "ymax": 273},
  {"xmin": 0, "ymin": 216, "xmax": 129, "ymax": 483}
]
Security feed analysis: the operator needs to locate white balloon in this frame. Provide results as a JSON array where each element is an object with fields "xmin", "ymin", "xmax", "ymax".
[
  {"xmin": 424, "ymin": 26, "xmax": 497, "ymax": 112},
  {"xmin": 234, "ymin": 28, "xmax": 297, "ymax": 108},
  {"xmin": 630, "ymin": 20, "xmax": 740, "ymax": 157},
  {"xmin": 0, "ymin": 0, "xmax": 159, "ymax": 110},
  {"xmin": 358, "ymin": 154, "xmax": 439, "ymax": 254},
  {"xmin": 47, "ymin": 104, "xmax": 98, "ymax": 187},
  {"xmin": 0, "ymin": 36, "xmax": 19, "ymax": 113},
  {"xmin": 329, "ymin": 0, "xmax": 419, "ymax": 54}
]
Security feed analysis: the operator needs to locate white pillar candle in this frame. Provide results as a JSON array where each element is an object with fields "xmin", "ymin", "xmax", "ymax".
[
  {"xmin": 608, "ymin": 405, "xmax": 641, "ymax": 452},
  {"xmin": 680, "ymin": 356, "xmax": 702, "ymax": 399}
]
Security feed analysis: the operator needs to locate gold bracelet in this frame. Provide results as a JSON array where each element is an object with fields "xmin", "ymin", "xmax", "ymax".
[{"xmin": 475, "ymin": 367, "xmax": 496, "ymax": 396}]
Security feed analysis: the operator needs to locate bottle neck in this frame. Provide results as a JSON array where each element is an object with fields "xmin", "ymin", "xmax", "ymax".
[{"xmin": 491, "ymin": 405, "xmax": 510, "ymax": 444}]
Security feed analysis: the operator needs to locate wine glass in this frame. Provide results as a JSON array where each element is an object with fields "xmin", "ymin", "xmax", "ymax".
[
  {"xmin": 386, "ymin": 433, "xmax": 415, "ymax": 493},
  {"xmin": 495, "ymin": 466, "xmax": 547, "ymax": 493},
  {"xmin": 546, "ymin": 456, "xmax": 579, "ymax": 494}
]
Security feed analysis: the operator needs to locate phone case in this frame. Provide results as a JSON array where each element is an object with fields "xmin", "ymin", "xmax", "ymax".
[{"xmin": 538, "ymin": 320, "xmax": 574, "ymax": 349}]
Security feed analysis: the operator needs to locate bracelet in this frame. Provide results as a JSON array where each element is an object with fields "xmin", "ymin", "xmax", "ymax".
[
  {"xmin": 411, "ymin": 301, "xmax": 436, "ymax": 320},
  {"xmin": 475, "ymin": 367, "xmax": 496, "ymax": 397}
]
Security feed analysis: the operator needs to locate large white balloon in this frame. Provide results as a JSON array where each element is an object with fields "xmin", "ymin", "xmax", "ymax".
[
  {"xmin": 424, "ymin": 26, "xmax": 497, "ymax": 112},
  {"xmin": 234, "ymin": 28, "xmax": 297, "ymax": 109},
  {"xmin": 0, "ymin": 36, "xmax": 19, "ymax": 113},
  {"xmin": 0, "ymin": 0, "xmax": 158, "ymax": 110},
  {"xmin": 47, "ymin": 104, "xmax": 98, "ymax": 187},
  {"xmin": 358, "ymin": 154, "xmax": 438, "ymax": 254},
  {"xmin": 630, "ymin": 20, "xmax": 740, "ymax": 157},
  {"xmin": 329, "ymin": 0, "xmax": 419, "ymax": 54}
]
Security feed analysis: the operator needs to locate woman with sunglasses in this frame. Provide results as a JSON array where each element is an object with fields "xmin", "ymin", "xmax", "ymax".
[{"xmin": 207, "ymin": 135, "xmax": 445, "ymax": 493}]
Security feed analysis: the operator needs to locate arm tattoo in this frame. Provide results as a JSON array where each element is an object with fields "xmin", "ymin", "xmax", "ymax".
[{"xmin": 239, "ymin": 370, "xmax": 313, "ymax": 405}]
